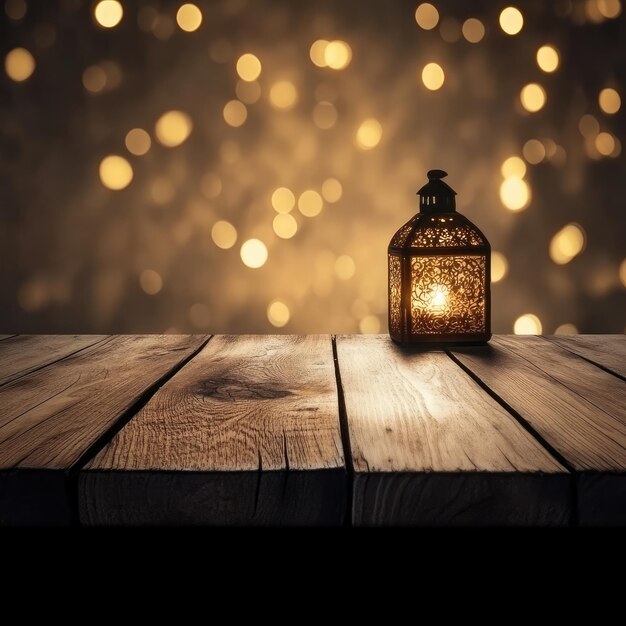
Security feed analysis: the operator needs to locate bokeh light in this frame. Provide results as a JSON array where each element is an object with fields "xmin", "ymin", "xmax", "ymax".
[
  {"xmin": 500, "ymin": 177, "xmax": 530, "ymax": 211},
  {"xmin": 240, "ymin": 239, "xmax": 268, "ymax": 268},
  {"xmin": 99, "ymin": 155, "xmax": 133, "ymax": 191},
  {"xmin": 462, "ymin": 18, "xmax": 485, "ymax": 44},
  {"xmin": 236, "ymin": 53, "xmax": 262, "ymax": 81},
  {"xmin": 176, "ymin": 4, "xmax": 203, "ymax": 32},
  {"xmin": 5, "ymin": 47, "xmax": 35, "ymax": 82},
  {"xmin": 269, "ymin": 80, "xmax": 298, "ymax": 110},
  {"xmin": 312, "ymin": 101, "xmax": 338, "ymax": 129},
  {"xmin": 298, "ymin": 190, "xmax": 323, "ymax": 217},
  {"xmin": 309, "ymin": 40, "xmax": 328, "ymax": 67},
  {"xmin": 595, "ymin": 132, "xmax": 615, "ymax": 156},
  {"xmin": 499, "ymin": 7, "xmax": 524, "ymax": 35},
  {"xmin": 415, "ymin": 4, "xmax": 439, "ymax": 30},
  {"xmin": 94, "ymin": 1, "xmax": 123, "ymax": 29},
  {"xmin": 139, "ymin": 270, "xmax": 163, "ymax": 295},
  {"xmin": 359, "ymin": 315, "xmax": 381, "ymax": 333},
  {"xmin": 501, "ymin": 156, "xmax": 526, "ymax": 178},
  {"xmin": 321, "ymin": 178, "xmax": 343, "ymax": 203},
  {"xmin": 273, "ymin": 214, "xmax": 298, "ymax": 239},
  {"xmin": 421, "ymin": 62, "xmax": 445, "ymax": 90},
  {"xmin": 335, "ymin": 255, "xmax": 356, "ymax": 280},
  {"xmin": 536, "ymin": 45, "xmax": 560, "ymax": 72},
  {"xmin": 5, "ymin": 0, "xmax": 27, "ymax": 21},
  {"xmin": 211, "ymin": 221, "xmax": 238, "ymax": 249},
  {"xmin": 555, "ymin": 323, "xmax": 578, "ymax": 335},
  {"xmin": 514, "ymin": 314, "xmax": 542, "ymax": 335},
  {"xmin": 491, "ymin": 252, "xmax": 509, "ymax": 283},
  {"xmin": 523, "ymin": 139, "xmax": 546, "ymax": 163},
  {"xmin": 223, "ymin": 100, "xmax": 248, "ymax": 126},
  {"xmin": 356, "ymin": 118, "xmax": 383, "ymax": 149},
  {"xmin": 549, "ymin": 223, "xmax": 586, "ymax": 265},
  {"xmin": 599, "ymin": 88, "xmax": 621, "ymax": 114},
  {"xmin": 267, "ymin": 300, "xmax": 290, "ymax": 327},
  {"xmin": 155, "ymin": 110, "xmax": 192, "ymax": 147},
  {"xmin": 324, "ymin": 40, "xmax": 352, "ymax": 70},
  {"xmin": 520, "ymin": 83, "xmax": 546, "ymax": 112},
  {"xmin": 272, "ymin": 187, "xmax": 295, "ymax": 213},
  {"xmin": 125, "ymin": 128, "xmax": 151, "ymax": 156}
]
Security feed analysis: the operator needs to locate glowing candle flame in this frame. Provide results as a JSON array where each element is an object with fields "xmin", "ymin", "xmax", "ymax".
[{"xmin": 430, "ymin": 285, "xmax": 448, "ymax": 312}]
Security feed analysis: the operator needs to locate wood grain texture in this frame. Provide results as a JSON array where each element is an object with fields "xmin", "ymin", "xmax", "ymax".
[
  {"xmin": 0, "ymin": 335, "xmax": 107, "ymax": 386},
  {"xmin": 547, "ymin": 335, "xmax": 626, "ymax": 379},
  {"xmin": 451, "ymin": 336, "xmax": 626, "ymax": 526},
  {"xmin": 336, "ymin": 335, "xmax": 568, "ymax": 526},
  {"xmin": 80, "ymin": 335, "xmax": 345, "ymax": 526},
  {"xmin": 451, "ymin": 338, "xmax": 626, "ymax": 472},
  {"xmin": 0, "ymin": 335, "xmax": 208, "ymax": 525},
  {"xmin": 0, "ymin": 335, "xmax": 16, "ymax": 341}
]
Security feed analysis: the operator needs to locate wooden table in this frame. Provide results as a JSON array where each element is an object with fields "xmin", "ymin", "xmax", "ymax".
[{"xmin": 0, "ymin": 334, "xmax": 624, "ymax": 527}]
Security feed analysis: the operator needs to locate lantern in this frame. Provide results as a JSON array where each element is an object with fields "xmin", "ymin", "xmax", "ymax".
[{"xmin": 388, "ymin": 170, "xmax": 491, "ymax": 345}]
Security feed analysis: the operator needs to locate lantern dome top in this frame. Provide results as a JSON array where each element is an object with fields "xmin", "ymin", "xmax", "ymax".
[{"xmin": 417, "ymin": 169, "xmax": 456, "ymax": 212}]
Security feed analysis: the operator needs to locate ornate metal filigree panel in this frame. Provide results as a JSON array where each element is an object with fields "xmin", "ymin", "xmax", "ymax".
[
  {"xmin": 410, "ymin": 255, "xmax": 486, "ymax": 334},
  {"xmin": 409, "ymin": 225, "xmax": 484, "ymax": 248},
  {"xmin": 388, "ymin": 254, "xmax": 402, "ymax": 335}
]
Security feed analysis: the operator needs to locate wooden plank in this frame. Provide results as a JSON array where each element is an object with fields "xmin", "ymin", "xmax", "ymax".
[
  {"xmin": 547, "ymin": 335, "xmax": 626, "ymax": 379},
  {"xmin": 451, "ymin": 337, "xmax": 626, "ymax": 526},
  {"xmin": 0, "ymin": 335, "xmax": 208, "ymax": 526},
  {"xmin": 336, "ymin": 335, "xmax": 568, "ymax": 527},
  {"xmin": 0, "ymin": 335, "xmax": 108, "ymax": 386},
  {"xmin": 80, "ymin": 335, "xmax": 346, "ymax": 526}
]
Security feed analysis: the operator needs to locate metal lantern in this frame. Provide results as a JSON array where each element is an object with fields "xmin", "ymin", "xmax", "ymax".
[{"xmin": 388, "ymin": 170, "xmax": 491, "ymax": 345}]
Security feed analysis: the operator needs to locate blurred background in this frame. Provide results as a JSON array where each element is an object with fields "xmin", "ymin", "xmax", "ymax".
[{"xmin": 1, "ymin": 0, "xmax": 625, "ymax": 335}]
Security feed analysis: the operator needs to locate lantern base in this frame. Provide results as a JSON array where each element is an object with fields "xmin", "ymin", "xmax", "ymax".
[{"xmin": 390, "ymin": 332, "xmax": 491, "ymax": 347}]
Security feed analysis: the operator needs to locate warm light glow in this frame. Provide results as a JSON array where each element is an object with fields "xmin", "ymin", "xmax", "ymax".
[
  {"xmin": 514, "ymin": 314, "xmax": 542, "ymax": 335},
  {"xmin": 523, "ymin": 139, "xmax": 546, "ymax": 164},
  {"xmin": 597, "ymin": 0, "xmax": 622, "ymax": 19},
  {"xmin": 549, "ymin": 223, "xmax": 586, "ymax": 264},
  {"xmin": 501, "ymin": 156, "xmax": 526, "ymax": 178},
  {"xmin": 415, "ymin": 3, "xmax": 439, "ymax": 30},
  {"xmin": 430, "ymin": 285, "xmax": 448, "ymax": 312},
  {"xmin": 335, "ymin": 255, "xmax": 356, "ymax": 280},
  {"xmin": 312, "ymin": 101, "xmax": 338, "ymax": 129},
  {"xmin": 94, "ymin": 1, "xmax": 123, "ymax": 28},
  {"xmin": 99, "ymin": 155, "xmax": 133, "ymax": 190},
  {"xmin": 82, "ymin": 65, "xmax": 106, "ymax": 93},
  {"xmin": 500, "ymin": 177, "xmax": 530, "ymax": 211},
  {"xmin": 240, "ymin": 239, "xmax": 268, "ymax": 268},
  {"xmin": 595, "ymin": 132, "xmax": 616, "ymax": 156},
  {"xmin": 273, "ymin": 214, "xmax": 298, "ymax": 239},
  {"xmin": 298, "ymin": 190, "xmax": 323, "ymax": 217},
  {"xmin": 579, "ymin": 114, "xmax": 600, "ymax": 137},
  {"xmin": 321, "ymin": 178, "xmax": 343, "ymax": 203},
  {"xmin": 356, "ymin": 118, "xmax": 383, "ymax": 149},
  {"xmin": 125, "ymin": 128, "xmax": 151, "ymax": 156},
  {"xmin": 619, "ymin": 258, "xmax": 626, "ymax": 288},
  {"xmin": 499, "ymin": 7, "xmax": 523, "ymax": 35},
  {"xmin": 211, "ymin": 221, "xmax": 238, "ymax": 249},
  {"xmin": 269, "ymin": 81, "xmax": 298, "ymax": 110},
  {"xmin": 536, "ymin": 45, "xmax": 560, "ymax": 72},
  {"xmin": 5, "ymin": 47, "xmax": 35, "ymax": 82},
  {"xmin": 309, "ymin": 40, "xmax": 329, "ymax": 67},
  {"xmin": 462, "ymin": 18, "xmax": 485, "ymax": 43},
  {"xmin": 236, "ymin": 53, "xmax": 262, "ymax": 81},
  {"xmin": 272, "ymin": 187, "xmax": 295, "ymax": 213},
  {"xmin": 520, "ymin": 83, "xmax": 546, "ymax": 112},
  {"xmin": 555, "ymin": 323, "xmax": 578, "ymax": 335},
  {"xmin": 5, "ymin": 0, "xmax": 27, "ymax": 20},
  {"xmin": 150, "ymin": 177, "xmax": 175, "ymax": 204},
  {"xmin": 359, "ymin": 315, "xmax": 381, "ymax": 333},
  {"xmin": 491, "ymin": 252, "xmax": 509, "ymax": 282},
  {"xmin": 155, "ymin": 110, "xmax": 192, "ymax": 147},
  {"xmin": 267, "ymin": 300, "xmax": 290, "ymax": 327},
  {"xmin": 324, "ymin": 40, "xmax": 352, "ymax": 70},
  {"xmin": 223, "ymin": 100, "xmax": 248, "ymax": 127},
  {"xmin": 599, "ymin": 87, "xmax": 621, "ymax": 114},
  {"xmin": 139, "ymin": 270, "xmax": 163, "ymax": 295},
  {"xmin": 176, "ymin": 4, "xmax": 202, "ymax": 32},
  {"xmin": 236, "ymin": 80, "xmax": 261, "ymax": 104},
  {"xmin": 421, "ymin": 62, "xmax": 445, "ymax": 90}
]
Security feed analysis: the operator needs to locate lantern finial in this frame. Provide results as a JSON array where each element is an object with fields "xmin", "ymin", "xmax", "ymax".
[{"xmin": 417, "ymin": 169, "xmax": 457, "ymax": 212}]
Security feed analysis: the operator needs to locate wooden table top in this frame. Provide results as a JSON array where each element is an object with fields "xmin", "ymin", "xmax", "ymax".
[{"xmin": 0, "ymin": 334, "xmax": 624, "ymax": 527}]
